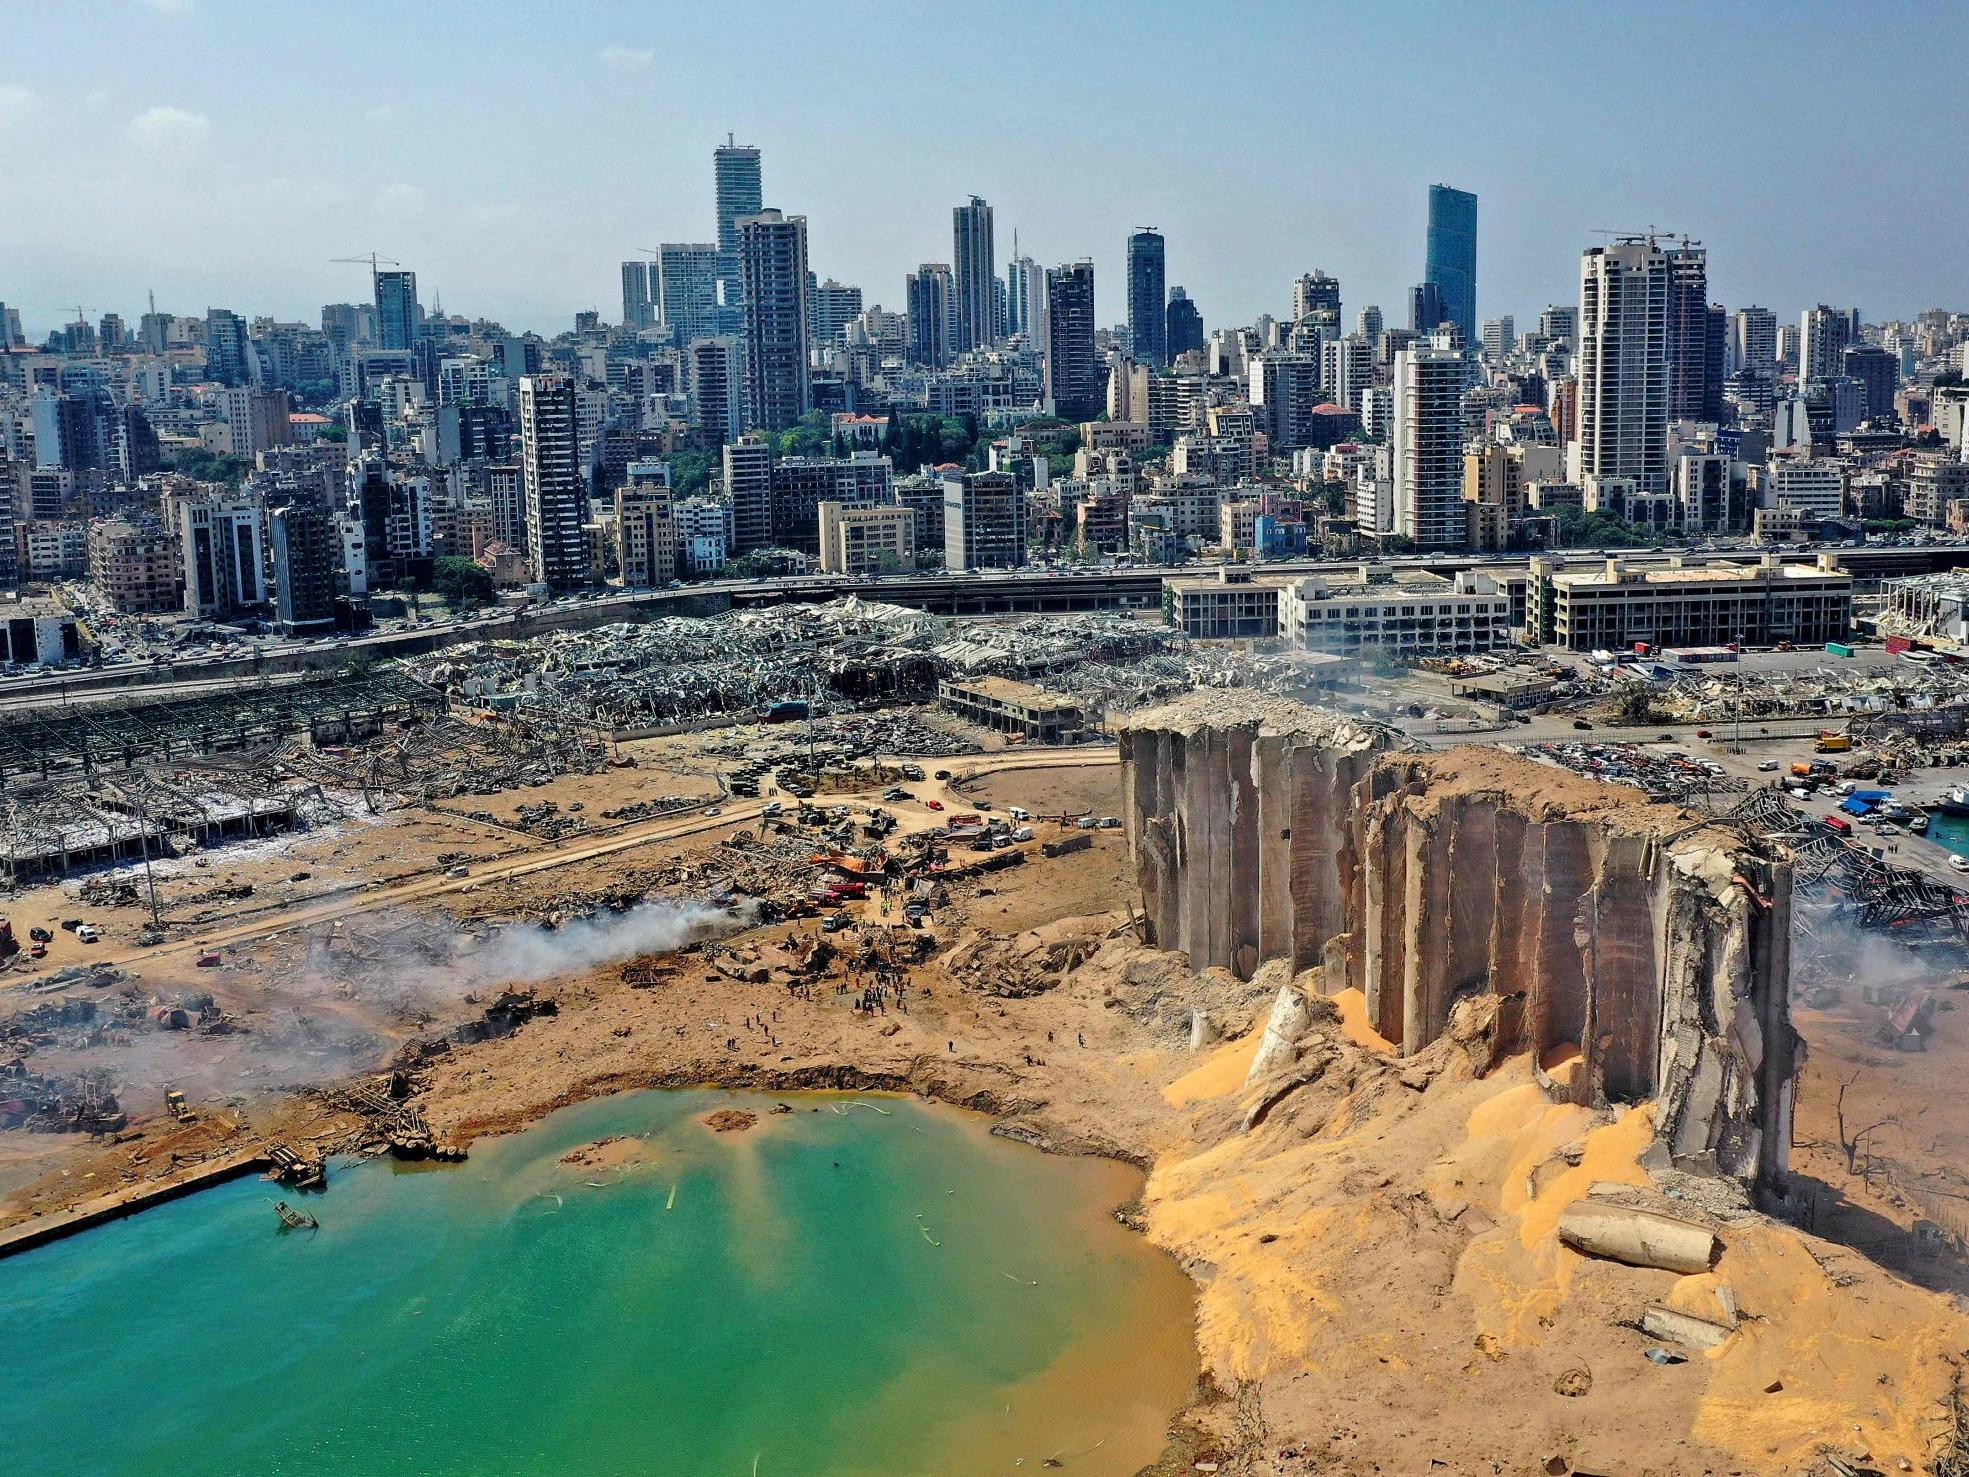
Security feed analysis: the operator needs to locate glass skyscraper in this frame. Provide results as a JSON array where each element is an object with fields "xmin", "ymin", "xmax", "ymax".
[
  {"xmin": 1424, "ymin": 184, "xmax": 1477, "ymax": 349},
  {"xmin": 1127, "ymin": 229, "xmax": 1167, "ymax": 367}
]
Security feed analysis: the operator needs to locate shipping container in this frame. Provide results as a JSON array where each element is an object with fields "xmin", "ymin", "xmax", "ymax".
[{"xmin": 1825, "ymin": 641, "xmax": 1855, "ymax": 658}]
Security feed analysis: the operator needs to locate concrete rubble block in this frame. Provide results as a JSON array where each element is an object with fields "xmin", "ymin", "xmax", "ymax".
[{"xmin": 1556, "ymin": 1199, "xmax": 1720, "ymax": 1274}]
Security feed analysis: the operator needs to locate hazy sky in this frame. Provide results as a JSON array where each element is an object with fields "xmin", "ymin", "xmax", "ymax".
[{"xmin": 2, "ymin": 0, "xmax": 1961, "ymax": 342}]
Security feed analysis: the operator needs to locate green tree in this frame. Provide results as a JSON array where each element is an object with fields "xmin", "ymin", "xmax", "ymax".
[
  {"xmin": 432, "ymin": 555, "xmax": 494, "ymax": 608},
  {"xmin": 164, "ymin": 447, "xmax": 249, "ymax": 487}
]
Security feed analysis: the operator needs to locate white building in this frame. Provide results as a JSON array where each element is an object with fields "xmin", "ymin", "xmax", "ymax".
[
  {"xmin": 1279, "ymin": 567, "xmax": 1510, "ymax": 655},
  {"xmin": 1392, "ymin": 338, "xmax": 1469, "ymax": 548},
  {"xmin": 1576, "ymin": 240, "xmax": 1669, "ymax": 494},
  {"xmin": 1765, "ymin": 457, "xmax": 1846, "ymax": 520}
]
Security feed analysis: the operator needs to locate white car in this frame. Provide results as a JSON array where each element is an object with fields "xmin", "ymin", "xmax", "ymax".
[
  {"xmin": 1951, "ymin": 855, "xmax": 1969, "ymax": 874},
  {"xmin": 1757, "ymin": 760, "xmax": 1780, "ymax": 772}
]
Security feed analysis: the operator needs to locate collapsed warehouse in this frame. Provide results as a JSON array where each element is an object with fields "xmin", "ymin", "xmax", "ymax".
[
  {"xmin": 1118, "ymin": 692, "xmax": 1798, "ymax": 1186},
  {"xmin": 402, "ymin": 598, "xmax": 1348, "ymax": 732}
]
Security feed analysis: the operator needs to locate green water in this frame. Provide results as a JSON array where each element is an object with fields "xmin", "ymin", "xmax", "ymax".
[{"xmin": 0, "ymin": 1091, "xmax": 1196, "ymax": 1476}]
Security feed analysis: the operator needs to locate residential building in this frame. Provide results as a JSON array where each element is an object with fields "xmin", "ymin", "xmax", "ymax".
[
  {"xmin": 689, "ymin": 336, "xmax": 743, "ymax": 448},
  {"xmin": 1577, "ymin": 239, "xmax": 1670, "ymax": 494},
  {"xmin": 221, "ymin": 386, "xmax": 293, "ymax": 458},
  {"xmin": 951, "ymin": 196, "xmax": 996, "ymax": 353},
  {"xmin": 737, "ymin": 210, "xmax": 811, "ymax": 431},
  {"xmin": 818, "ymin": 500, "xmax": 915, "ymax": 575},
  {"xmin": 1765, "ymin": 457, "xmax": 1846, "ymax": 520},
  {"xmin": 375, "ymin": 269, "xmax": 418, "ymax": 351},
  {"xmin": 204, "ymin": 308, "xmax": 250, "ymax": 385},
  {"xmin": 810, "ymin": 279, "xmax": 862, "ymax": 349},
  {"xmin": 620, "ymin": 260, "xmax": 656, "ymax": 329},
  {"xmin": 1392, "ymin": 338, "xmax": 1469, "ymax": 549},
  {"xmin": 518, "ymin": 373, "xmax": 587, "ymax": 589},
  {"xmin": 615, "ymin": 480, "xmax": 679, "ymax": 587},
  {"xmin": 674, "ymin": 495, "xmax": 731, "ymax": 574},
  {"xmin": 1663, "ymin": 240, "xmax": 1720, "ymax": 422},
  {"xmin": 723, "ymin": 436, "xmax": 776, "ymax": 554},
  {"xmin": 713, "ymin": 134, "xmax": 763, "ymax": 299},
  {"xmin": 1166, "ymin": 287, "xmax": 1203, "ymax": 361},
  {"xmin": 87, "ymin": 514, "xmax": 180, "ymax": 613},
  {"xmin": 1127, "ymin": 229, "xmax": 1167, "ymax": 367},
  {"xmin": 659, "ymin": 243, "xmax": 729, "ymax": 343},
  {"xmin": 1800, "ymin": 305, "xmax": 1859, "ymax": 384},
  {"xmin": 1045, "ymin": 261, "xmax": 1098, "ymax": 421},
  {"xmin": 906, "ymin": 264, "xmax": 954, "ymax": 369}
]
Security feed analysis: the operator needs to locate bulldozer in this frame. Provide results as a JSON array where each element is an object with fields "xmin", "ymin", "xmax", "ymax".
[{"xmin": 164, "ymin": 1088, "xmax": 198, "ymax": 1124}]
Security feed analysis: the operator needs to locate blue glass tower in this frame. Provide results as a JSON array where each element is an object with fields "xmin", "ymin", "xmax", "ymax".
[{"xmin": 1424, "ymin": 184, "xmax": 1477, "ymax": 349}]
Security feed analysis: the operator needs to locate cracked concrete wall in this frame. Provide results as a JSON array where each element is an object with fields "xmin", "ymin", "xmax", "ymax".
[{"xmin": 1119, "ymin": 693, "xmax": 1798, "ymax": 1185}]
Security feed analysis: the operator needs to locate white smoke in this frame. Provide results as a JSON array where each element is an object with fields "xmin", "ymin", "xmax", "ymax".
[{"xmin": 456, "ymin": 898, "xmax": 754, "ymax": 989}]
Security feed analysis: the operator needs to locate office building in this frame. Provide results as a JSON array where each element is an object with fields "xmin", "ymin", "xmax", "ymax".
[
  {"xmin": 942, "ymin": 470, "xmax": 1025, "ymax": 571},
  {"xmin": 1409, "ymin": 279, "xmax": 1446, "ymax": 336},
  {"xmin": 1531, "ymin": 553, "xmax": 1851, "ymax": 650},
  {"xmin": 179, "ymin": 496, "xmax": 266, "ymax": 618},
  {"xmin": 204, "ymin": 307, "xmax": 250, "ymax": 385},
  {"xmin": 713, "ymin": 134, "xmax": 763, "ymax": 299},
  {"xmin": 375, "ymin": 269, "xmax": 418, "ymax": 351},
  {"xmin": 518, "ymin": 373, "xmax": 588, "ymax": 590},
  {"xmin": 1765, "ymin": 457, "xmax": 1846, "ymax": 519},
  {"xmin": 768, "ymin": 451, "xmax": 894, "ymax": 554},
  {"xmin": 951, "ymin": 196, "xmax": 996, "ymax": 353},
  {"xmin": 1166, "ymin": 287, "xmax": 1203, "ymax": 361},
  {"xmin": 659, "ymin": 243, "xmax": 728, "ymax": 343},
  {"xmin": 737, "ymin": 209, "xmax": 811, "ymax": 432},
  {"xmin": 906, "ymin": 264, "xmax": 954, "ymax": 369},
  {"xmin": 818, "ymin": 500, "xmax": 916, "ymax": 575},
  {"xmin": 723, "ymin": 436, "xmax": 776, "ymax": 554},
  {"xmin": 1842, "ymin": 344, "xmax": 1899, "ymax": 421},
  {"xmin": 1424, "ymin": 184, "xmax": 1478, "ymax": 347},
  {"xmin": 1392, "ymin": 338, "xmax": 1469, "ymax": 549},
  {"xmin": 1280, "ymin": 567, "xmax": 1510, "ymax": 656},
  {"xmin": 270, "ymin": 503, "xmax": 340, "ymax": 634},
  {"xmin": 1163, "ymin": 566, "xmax": 1285, "ymax": 639},
  {"xmin": 1044, "ymin": 261, "xmax": 1099, "ymax": 421},
  {"xmin": 1128, "ymin": 229, "xmax": 1167, "ymax": 367},
  {"xmin": 1577, "ymin": 239, "xmax": 1670, "ymax": 494},
  {"xmin": 620, "ymin": 260, "xmax": 656, "ymax": 329}
]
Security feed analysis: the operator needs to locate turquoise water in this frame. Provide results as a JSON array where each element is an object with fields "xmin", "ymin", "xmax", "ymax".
[
  {"xmin": 0, "ymin": 1091, "xmax": 1196, "ymax": 1477},
  {"xmin": 1924, "ymin": 811, "xmax": 1969, "ymax": 855}
]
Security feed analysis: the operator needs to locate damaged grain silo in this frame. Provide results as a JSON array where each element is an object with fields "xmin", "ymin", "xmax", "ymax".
[{"xmin": 1118, "ymin": 692, "xmax": 1799, "ymax": 1188}]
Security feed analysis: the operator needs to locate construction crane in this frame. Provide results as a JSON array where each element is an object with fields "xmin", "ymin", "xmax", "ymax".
[{"xmin": 331, "ymin": 251, "xmax": 400, "ymax": 297}]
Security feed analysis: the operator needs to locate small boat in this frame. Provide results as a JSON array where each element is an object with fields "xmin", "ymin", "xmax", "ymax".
[
  {"xmin": 1910, "ymin": 813, "xmax": 1931, "ymax": 834},
  {"xmin": 272, "ymin": 1200, "xmax": 318, "ymax": 1231},
  {"xmin": 1937, "ymin": 787, "xmax": 1969, "ymax": 818}
]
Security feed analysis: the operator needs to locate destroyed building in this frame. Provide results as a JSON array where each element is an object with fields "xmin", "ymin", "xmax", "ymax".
[{"xmin": 1119, "ymin": 692, "xmax": 1799, "ymax": 1186}]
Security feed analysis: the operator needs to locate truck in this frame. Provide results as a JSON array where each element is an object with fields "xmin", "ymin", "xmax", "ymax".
[{"xmin": 1815, "ymin": 732, "xmax": 1852, "ymax": 753}]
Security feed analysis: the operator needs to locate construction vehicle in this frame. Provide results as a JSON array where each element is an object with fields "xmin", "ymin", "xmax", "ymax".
[{"xmin": 164, "ymin": 1088, "xmax": 198, "ymax": 1124}]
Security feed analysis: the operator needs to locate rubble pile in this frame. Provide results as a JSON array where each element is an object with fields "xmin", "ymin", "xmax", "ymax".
[
  {"xmin": 402, "ymin": 597, "xmax": 1355, "ymax": 732},
  {"xmin": 279, "ymin": 713, "xmax": 608, "ymax": 809},
  {"xmin": 1522, "ymin": 741, "xmax": 1750, "ymax": 804}
]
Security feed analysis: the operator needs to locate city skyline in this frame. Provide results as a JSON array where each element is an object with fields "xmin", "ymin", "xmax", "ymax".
[{"xmin": 2, "ymin": 0, "xmax": 1961, "ymax": 336}]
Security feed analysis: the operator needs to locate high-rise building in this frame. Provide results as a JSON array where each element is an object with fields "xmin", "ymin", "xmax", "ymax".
[
  {"xmin": 905, "ymin": 264, "xmax": 954, "ymax": 369},
  {"xmin": 1357, "ymin": 304, "xmax": 1383, "ymax": 348},
  {"xmin": 270, "ymin": 503, "xmax": 340, "ymax": 634},
  {"xmin": 518, "ymin": 373, "xmax": 588, "ymax": 590},
  {"xmin": 1577, "ymin": 239, "xmax": 1670, "ymax": 494},
  {"xmin": 1538, "ymin": 305, "xmax": 1578, "ymax": 347},
  {"xmin": 1663, "ymin": 240, "xmax": 1720, "ymax": 422},
  {"xmin": 1424, "ymin": 184, "xmax": 1478, "ymax": 348},
  {"xmin": 951, "ymin": 196, "xmax": 996, "ymax": 353},
  {"xmin": 1408, "ymin": 280, "xmax": 1447, "ymax": 337},
  {"xmin": 1249, "ymin": 350, "xmax": 1323, "ymax": 449},
  {"xmin": 179, "ymin": 496, "xmax": 266, "ymax": 617},
  {"xmin": 1005, "ymin": 250, "xmax": 1044, "ymax": 342},
  {"xmin": 1291, "ymin": 270, "xmax": 1341, "ymax": 329},
  {"xmin": 1800, "ymin": 305, "xmax": 1859, "ymax": 384},
  {"xmin": 942, "ymin": 470, "xmax": 1026, "ymax": 571},
  {"xmin": 620, "ymin": 261, "xmax": 656, "ymax": 329},
  {"xmin": 1481, "ymin": 316, "xmax": 1515, "ymax": 360},
  {"xmin": 1322, "ymin": 333, "xmax": 1375, "ymax": 415},
  {"xmin": 1127, "ymin": 229, "xmax": 1167, "ymax": 368},
  {"xmin": 810, "ymin": 279, "xmax": 863, "ymax": 349},
  {"xmin": 658, "ymin": 243, "xmax": 728, "ymax": 343},
  {"xmin": 736, "ymin": 209, "xmax": 811, "ymax": 432},
  {"xmin": 1044, "ymin": 261, "xmax": 1098, "ymax": 422},
  {"xmin": 204, "ymin": 308, "xmax": 250, "ymax": 385},
  {"xmin": 689, "ymin": 336, "xmax": 743, "ymax": 448},
  {"xmin": 221, "ymin": 386, "xmax": 294, "ymax": 458},
  {"xmin": 1392, "ymin": 338, "xmax": 1470, "ymax": 549},
  {"xmin": 713, "ymin": 134, "xmax": 763, "ymax": 300},
  {"xmin": 615, "ymin": 474, "xmax": 679, "ymax": 587},
  {"xmin": 375, "ymin": 270, "xmax": 418, "ymax": 352},
  {"xmin": 1842, "ymin": 344, "xmax": 1899, "ymax": 421},
  {"xmin": 723, "ymin": 435, "xmax": 775, "ymax": 554},
  {"xmin": 1166, "ymin": 287, "xmax": 1203, "ymax": 361},
  {"xmin": 1731, "ymin": 306, "xmax": 1777, "ymax": 377}
]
